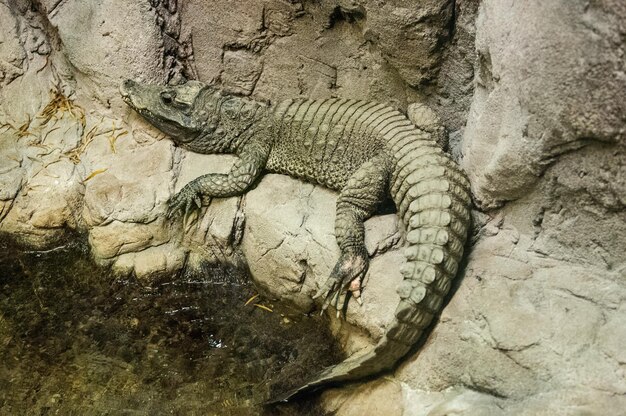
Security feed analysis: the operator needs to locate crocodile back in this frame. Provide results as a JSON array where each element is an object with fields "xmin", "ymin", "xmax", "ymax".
[
  {"xmin": 266, "ymin": 98, "xmax": 396, "ymax": 189},
  {"xmin": 269, "ymin": 101, "xmax": 473, "ymax": 402}
]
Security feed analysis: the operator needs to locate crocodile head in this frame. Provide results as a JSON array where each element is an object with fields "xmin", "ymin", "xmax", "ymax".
[
  {"xmin": 120, "ymin": 79, "xmax": 216, "ymax": 145},
  {"xmin": 121, "ymin": 79, "xmax": 267, "ymax": 153}
]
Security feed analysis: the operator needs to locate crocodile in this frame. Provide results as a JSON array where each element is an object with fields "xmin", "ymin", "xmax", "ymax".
[{"xmin": 120, "ymin": 79, "xmax": 471, "ymax": 401}]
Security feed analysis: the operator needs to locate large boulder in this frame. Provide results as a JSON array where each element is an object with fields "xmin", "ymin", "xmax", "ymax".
[
  {"xmin": 241, "ymin": 173, "xmax": 403, "ymax": 345},
  {"xmin": 462, "ymin": 0, "xmax": 625, "ymax": 208}
]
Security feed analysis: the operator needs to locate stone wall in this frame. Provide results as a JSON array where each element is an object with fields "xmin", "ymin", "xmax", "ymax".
[{"xmin": 0, "ymin": 0, "xmax": 624, "ymax": 414}]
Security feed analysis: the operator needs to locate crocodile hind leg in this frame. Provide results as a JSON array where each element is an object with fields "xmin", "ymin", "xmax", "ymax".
[{"xmin": 315, "ymin": 155, "xmax": 390, "ymax": 315}]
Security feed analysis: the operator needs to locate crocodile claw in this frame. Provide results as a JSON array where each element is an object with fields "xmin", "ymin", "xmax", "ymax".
[
  {"xmin": 167, "ymin": 183, "xmax": 203, "ymax": 222},
  {"xmin": 314, "ymin": 249, "xmax": 368, "ymax": 318}
]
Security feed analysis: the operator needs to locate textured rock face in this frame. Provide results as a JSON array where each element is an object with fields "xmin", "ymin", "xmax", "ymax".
[
  {"xmin": 0, "ymin": 0, "xmax": 624, "ymax": 414},
  {"xmin": 241, "ymin": 173, "xmax": 403, "ymax": 345},
  {"xmin": 463, "ymin": 0, "xmax": 626, "ymax": 209}
]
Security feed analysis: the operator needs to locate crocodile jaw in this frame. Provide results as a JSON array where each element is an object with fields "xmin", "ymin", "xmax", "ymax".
[{"xmin": 120, "ymin": 79, "xmax": 198, "ymax": 143}]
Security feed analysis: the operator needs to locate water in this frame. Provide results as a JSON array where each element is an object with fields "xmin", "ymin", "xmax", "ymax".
[{"xmin": 0, "ymin": 235, "xmax": 341, "ymax": 415}]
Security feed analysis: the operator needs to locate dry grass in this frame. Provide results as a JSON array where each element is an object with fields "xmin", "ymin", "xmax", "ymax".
[
  {"xmin": 38, "ymin": 88, "xmax": 86, "ymax": 130},
  {"xmin": 2, "ymin": 88, "xmax": 129, "ymax": 166}
]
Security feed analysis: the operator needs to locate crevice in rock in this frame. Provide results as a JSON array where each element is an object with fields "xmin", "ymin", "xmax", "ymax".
[
  {"xmin": 448, "ymin": 0, "xmax": 457, "ymax": 39},
  {"xmin": 326, "ymin": 5, "xmax": 365, "ymax": 30},
  {"xmin": 476, "ymin": 49, "xmax": 494, "ymax": 91},
  {"xmin": 151, "ymin": 0, "xmax": 195, "ymax": 83},
  {"xmin": 464, "ymin": 378, "xmax": 509, "ymax": 400}
]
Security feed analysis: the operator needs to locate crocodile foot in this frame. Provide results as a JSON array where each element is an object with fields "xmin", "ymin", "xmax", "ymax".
[
  {"xmin": 167, "ymin": 183, "xmax": 203, "ymax": 222},
  {"xmin": 313, "ymin": 248, "xmax": 368, "ymax": 317}
]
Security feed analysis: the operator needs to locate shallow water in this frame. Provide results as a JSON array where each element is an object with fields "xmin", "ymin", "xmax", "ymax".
[{"xmin": 0, "ymin": 235, "xmax": 341, "ymax": 415}]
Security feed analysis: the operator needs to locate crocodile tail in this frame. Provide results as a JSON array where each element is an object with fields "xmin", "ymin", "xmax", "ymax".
[
  {"xmin": 270, "ymin": 124, "xmax": 471, "ymax": 404},
  {"xmin": 382, "ymin": 127, "xmax": 472, "ymax": 366}
]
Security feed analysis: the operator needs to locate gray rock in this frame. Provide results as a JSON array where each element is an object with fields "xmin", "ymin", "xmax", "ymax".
[
  {"xmin": 462, "ymin": 0, "xmax": 626, "ymax": 208},
  {"xmin": 49, "ymin": 0, "xmax": 166, "ymax": 104},
  {"xmin": 240, "ymin": 173, "xmax": 402, "ymax": 342},
  {"xmin": 361, "ymin": 0, "xmax": 453, "ymax": 86},
  {"xmin": 0, "ymin": 2, "xmax": 26, "ymax": 86}
]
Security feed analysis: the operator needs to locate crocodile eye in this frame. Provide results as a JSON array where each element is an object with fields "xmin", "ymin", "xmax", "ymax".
[{"xmin": 160, "ymin": 91, "xmax": 175, "ymax": 105}]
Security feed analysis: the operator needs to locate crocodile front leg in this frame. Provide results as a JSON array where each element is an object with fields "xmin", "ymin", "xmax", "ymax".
[
  {"xmin": 315, "ymin": 155, "xmax": 390, "ymax": 315},
  {"xmin": 168, "ymin": 138, "xmax": 270, "ymax": 219}
]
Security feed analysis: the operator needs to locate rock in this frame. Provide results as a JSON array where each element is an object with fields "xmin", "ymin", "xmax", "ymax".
[
  {"xmin": 112, "ymin": 243, "xmax": 186, "ymax": 279},
  {"xmin": 241, "ymin": 173, "xmax": 403, "ymax": 344},
  {"xmin": 323, "ymin": 379, "xmax": 405, "ymax": 416},
  {"xmin": 462, "ymin": 0, "xmax": 626, "ymax": 208},
  {"xmin": 241, "ymin": 174, "xmax": 336, "ymax": 312},
  {"xmin": 181, "ymin": 0, "xmax": 265, "ymax": 82},
  {"xmin": 0, "ymin": 2, "xmax": 26, "ymax": 86},
  {"xmin": 48, "ymin": 0, "xmax": 166, "ymax": 106},
  {"xmin": 182, "ymin": 0, "xmax": 423, "ymax": 107},
  {"xmin": 221, "ymin": 50, "xmax": 264, "ymax": 96},
  {"xmin": 385, "ymin": 226, "xmax": 625, "ymax": 412},
  {"xmin": 0, "ymin": 115, "xmax": 84, "ymax": 248},
  {"xmin": 88, "ymin": 219, "xmax": 170, "ymax": 260},
  {"xmin": 325, "ymin": 383, "xmax": 505, "ymax": 416},
  {"xmin": 0, "ymin": 132, "xmax": 25, "ymax": 218},
  {"xmin": 81, "ymin": 138, "xmax": 174, "ymax": 227},
  {"xmin": 361, "ymin": 0, "xmax": 454, "ymax": 86}
]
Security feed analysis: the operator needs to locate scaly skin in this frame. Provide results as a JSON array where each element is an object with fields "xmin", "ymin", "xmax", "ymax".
[{"xmin": 120, "ymin": 79, "xmax": 472, "ymax": 402}]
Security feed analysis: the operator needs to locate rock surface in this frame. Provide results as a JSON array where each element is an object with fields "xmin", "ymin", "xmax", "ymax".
[
  {"xmin": 462, "ymin": 0, "xmax": 626, "ymax": 209},
  {"xmin": 0, "ymin": 0, "xmax": 624, "ymax": 414}
]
